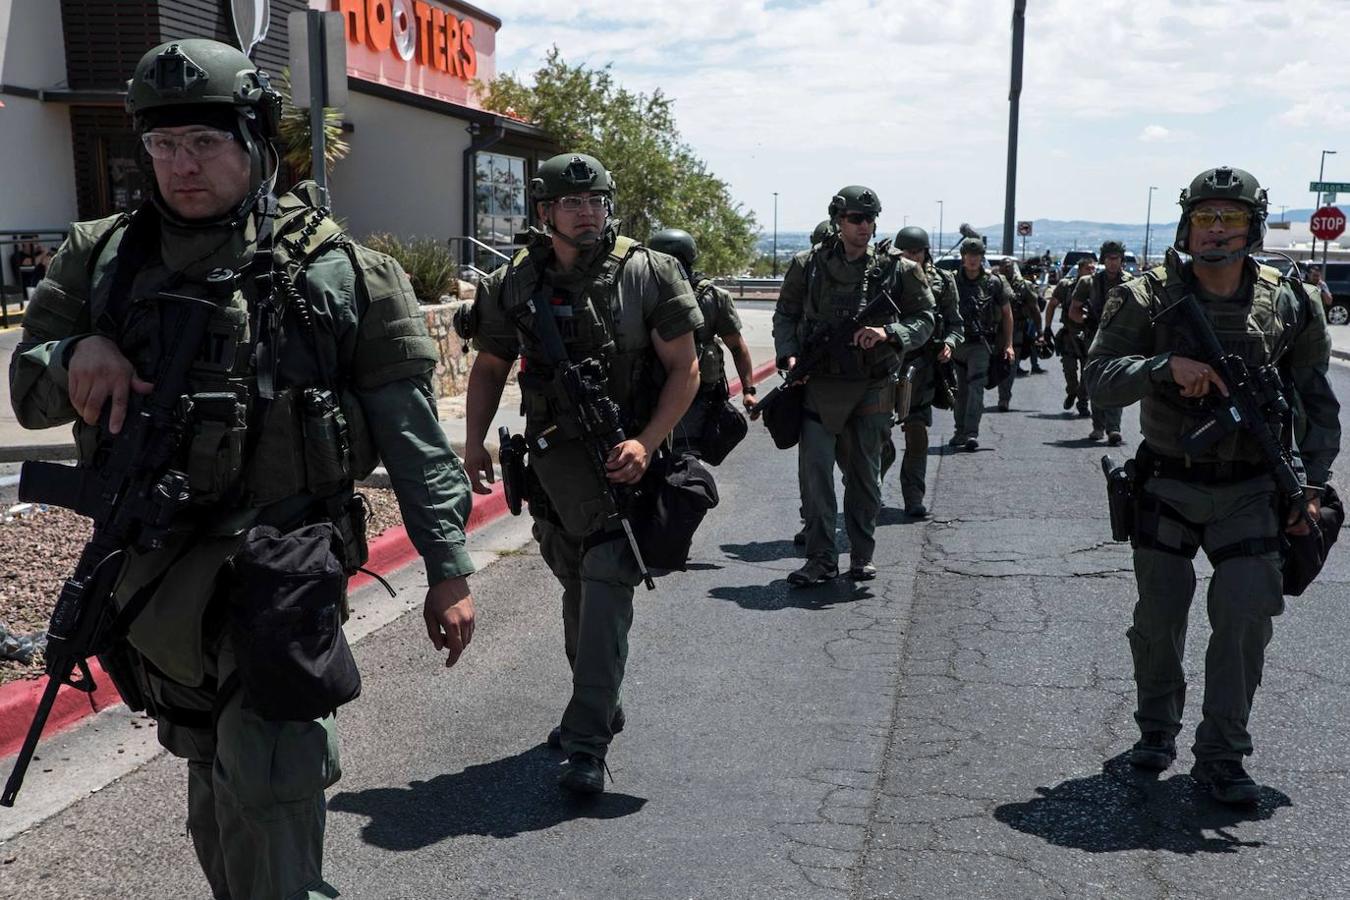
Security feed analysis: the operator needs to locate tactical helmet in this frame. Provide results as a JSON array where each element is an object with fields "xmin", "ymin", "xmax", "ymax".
[
  {"xmin": 893, "ymin": 226, "xmax": 930, "ymax": 252},
  {"xmin": 959, "ymin": 236, "xmax": 986, "ymax": 256},
  {"xmin": 828, "ymin": 185, "xmax": 882, "ymax": 221},
  {"xmin": 1099, "ymin": 240, "xmax": 1126, "ymax": 259},
  {"xmin": 531, "ymin": 153, "xmax": 616, "ymax": 201},
  {"xmin": 126, "ymin": 39, "xmax": 281, "ymax": 140},
  {"xmin": 649, "ymin": 228, "xmax": 697, "ymax": 270},
  {"xmin": 1174, "ymin": 166, "xmax": 1269, "ymax": 263},
  {"xmin": 811, "ymin": 219, "xmax": 834, "ymax": 245}
]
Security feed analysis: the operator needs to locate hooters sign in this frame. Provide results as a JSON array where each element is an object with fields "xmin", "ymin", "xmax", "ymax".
[{"xmin": 318, "ymin": 0, "xmax": 498, "ymax": 108}]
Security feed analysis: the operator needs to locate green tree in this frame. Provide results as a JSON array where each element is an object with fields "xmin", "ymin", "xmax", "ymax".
[{"xmin": 476, "ymin": 48, "xmax": 758, "ymax": 276}]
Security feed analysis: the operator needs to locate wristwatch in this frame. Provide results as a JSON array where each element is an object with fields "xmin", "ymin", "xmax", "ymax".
[{"xmin": 743, "ymin": 385, "xmax": 757, "ymax": 396}]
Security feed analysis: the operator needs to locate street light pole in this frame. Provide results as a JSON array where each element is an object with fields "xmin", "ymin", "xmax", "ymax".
[
  {"xmin": 772, "ymin": 191, "xmax": 779, "ymax": 277},
  {"xmin": 1143, "ymin": 186, "xmax": 1156, "ymax": 267},
  {"xmin": 1001, "ymin": 0, "xmax": 1028, "ymax": 255},
  {"xmin": 1315, "ymin": 149, "xmax": 1336, "ymax": 263},
  {"xmin": 937, "ymin": 200, "xmax": 944, "ymax": 253}
]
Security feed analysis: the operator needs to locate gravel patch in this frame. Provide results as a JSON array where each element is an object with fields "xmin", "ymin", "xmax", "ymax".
[{"xmin": 0, "ymin": 488, "xmax": 405, "ymax": 686}]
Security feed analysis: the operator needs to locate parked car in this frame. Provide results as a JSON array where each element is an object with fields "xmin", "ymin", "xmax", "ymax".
[{"xmin": 1320, "ymin": 261, "xmax": 1350, "ymax": 326}]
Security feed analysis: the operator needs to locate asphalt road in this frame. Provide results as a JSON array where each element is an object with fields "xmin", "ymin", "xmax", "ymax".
[{"xmin": 3, "ymin": 357, "xmax": 1350, "ymax": 899}]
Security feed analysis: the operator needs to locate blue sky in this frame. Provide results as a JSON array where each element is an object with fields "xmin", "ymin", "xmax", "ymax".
[{"xmin": 487, "ymin": 0, "xmax": 1350, "ymax": 233}]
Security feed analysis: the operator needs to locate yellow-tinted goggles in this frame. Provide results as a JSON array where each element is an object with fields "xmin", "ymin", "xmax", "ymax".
[{"xmin": 1188, "ymin": 207, "xmax": 1251, "ymax": 229}]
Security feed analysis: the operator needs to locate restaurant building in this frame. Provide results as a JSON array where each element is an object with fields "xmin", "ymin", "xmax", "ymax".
[{"xmin": 0, "ymin": 0, "xmax": 553, "ymax": 267}]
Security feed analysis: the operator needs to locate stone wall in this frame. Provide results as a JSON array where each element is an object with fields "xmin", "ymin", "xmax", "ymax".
[{"xmin": 423, "ymin": 301, "xmax": 473, "ymax": 399}]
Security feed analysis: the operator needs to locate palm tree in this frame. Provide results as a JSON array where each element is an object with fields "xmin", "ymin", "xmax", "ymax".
[{"xmin": 276, "ymin": 68, "xmax": 349, "ymax": 180}]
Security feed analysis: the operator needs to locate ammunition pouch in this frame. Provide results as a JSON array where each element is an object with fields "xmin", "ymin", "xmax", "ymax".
[
  {"xmin": 97, "ymin": 638, "xmax": 150, "ymax": 713},
  {"xmin": 244, "ymin": 387, "xmax": 369, "ymax": 506},
  {"xmin": 185, "ymin": 389, "xmax": 248, "ymax": 503}
]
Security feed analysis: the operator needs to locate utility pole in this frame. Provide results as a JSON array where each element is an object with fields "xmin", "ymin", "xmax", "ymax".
[
  {"xmin": 772, "ymin": 192, "xmax": 779, "ymax": 277},
  {"xmin": 1143, "ymin": 186, "xmax": 1156, "ymax": 267},
  {"xmin": 1001, "ymin": 0, "xmax": 1027, "ymax": 255},
  {"xmin": 937, "ymin": 200, "xmax": 944, "ymax": 252}
]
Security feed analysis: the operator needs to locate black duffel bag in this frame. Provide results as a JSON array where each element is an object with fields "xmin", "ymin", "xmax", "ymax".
[
  {"xmin": 700, "ymin": 379, "xmax": 748, "ymax": 466},
  {"xmin": 1283, "ymin": 483, "xmax": 1345, "ymax": 596},
  {"xmin": 761, "ymin": 382, "xmax": 806, "ymax": 449},
  {"xmin": 636, "ymin": 452, "xmax": 720, "ymax": 571},
  {"xmin": 229, "ymin": 522, "xmax": 361, "ymax": 721}
]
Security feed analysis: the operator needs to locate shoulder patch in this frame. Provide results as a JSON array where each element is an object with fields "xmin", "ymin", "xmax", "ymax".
[{"xmin": 1099, "ymin": 291, "xmax": 1127, "ymax": 327}]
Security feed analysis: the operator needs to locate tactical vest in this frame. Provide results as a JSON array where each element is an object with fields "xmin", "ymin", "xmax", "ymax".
[
  {"xmin": 1140, "ymin": 262, "xmax": 1307, "ymax": 464},
  {"xmin": 918, "ymin": 263, "xmax": 956, "ymax": 351},
  {"xmin": 79, "ymin": 187, "xmax": 381, "ymax": 512},
  {"xmin": 490, "ymin": 234, "xmax": 666, "ymax": 535},
  {"xmin": 692, "ymin": 277, "xmax": 727, "ymax": 388},
  {"xmin": 1083, "ymin": 270, "xmax": 1132, "ymax": 325},
  {"xmin": 954, "ymin": 270, "xmax": 1003, "ymax": 340},
  {"xmin": 798, "ymin": 244, "xmax": 902, "ymax": 379}
]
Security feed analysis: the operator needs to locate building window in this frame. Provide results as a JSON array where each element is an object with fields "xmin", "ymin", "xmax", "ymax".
[{"xmin": 474, "ymin": 152, "xmax": 526, "ymax": 263}]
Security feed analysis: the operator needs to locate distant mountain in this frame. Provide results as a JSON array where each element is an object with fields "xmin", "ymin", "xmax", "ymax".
[{"xmin": 756, "ymin": 208, "xmax": 1327, "ymax": 261}]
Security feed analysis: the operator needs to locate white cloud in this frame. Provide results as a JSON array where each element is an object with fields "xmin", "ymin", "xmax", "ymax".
[{"xmin": 485, "ymin": 0, "xmax": 1350, "ymax": 231}]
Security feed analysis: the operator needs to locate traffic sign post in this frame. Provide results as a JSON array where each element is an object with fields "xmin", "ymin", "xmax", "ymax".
[
  {"xmin": 1310, "ymin": 206, "xmax": 1346, "ymax": 241},
  {"xmin": 1016, "ymin": 221, "xmax": 1032, "ymax": 258}
]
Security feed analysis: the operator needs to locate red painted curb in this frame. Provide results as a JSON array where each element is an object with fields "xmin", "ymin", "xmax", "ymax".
[
  {"xmin": 0, "ymin": 658, "xmax": 122, "ymax": 760},
  {"xmin": 0, "ymin": 356, "xmax": 778, "ymax": 759}
]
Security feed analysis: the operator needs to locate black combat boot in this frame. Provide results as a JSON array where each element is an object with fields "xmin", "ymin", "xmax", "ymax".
[
  {"xmin": 1191, "ymin": 759, "xmax": 1261, "ymax": 805},
  {"xmin": 559, "ymin": 753, "xmax": 606, "ymax": 794},
  {"xmin": 788, "ymin": 559, "xmax": 838, "ymax": 586},
  {"xmin": 1129, "ymin": 731, "xmax": 1176, "ymax": 771}
]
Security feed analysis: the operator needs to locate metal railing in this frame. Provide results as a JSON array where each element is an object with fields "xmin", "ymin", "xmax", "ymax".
[
  {"xmin": 447, "ymin": 235, "xmax": 513, "ymax": 281},
  {"xmin": 0, "ymin": 229, "xmax": 69, "ymax": 328}
]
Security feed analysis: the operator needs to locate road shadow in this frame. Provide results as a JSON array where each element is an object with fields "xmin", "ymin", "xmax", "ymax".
[
  {"xmin": 1027, "ymin": 412, "xmax": 1081, "ymax": 421},
  {"xmin": 329, "ymin": 743, "xmax": 646, "ymax": 850},
  {"xmin": 1044, "ymin": 437, "xmax": 1106, "ymax": 449},
  {"xmin": 709, "ymin": 577, "xmax": 874, "ymax": 611},
  {"xmin": 721, "ymin": 539, "xmax": 801, "ymax": 563},
  {"xmin": 994, "ymin": 753, "xmax": 1291, "ymax": 855}
]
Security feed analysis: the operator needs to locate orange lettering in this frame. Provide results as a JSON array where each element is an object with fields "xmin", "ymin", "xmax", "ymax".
[
  {"xmin": 337, "ymin": 0, "xmax": 365, "ymax": 45},
  {"xmin": 431, "ymin": 7, "xmax": 449, "ymax": 73},
  {"xmin": 364, "ymin": 0, "xmax": 392, "ymax": 53},
  {"xmin": 413, "ymin": 1, "xmax": 433, "ymax": 65},
  {"xmin": 445, "ymin": 16, "xmax": 462, "ymax": 77},
  {"xmin": 460, "ymin": 19, "xmax": 477, "ymax": 80}
]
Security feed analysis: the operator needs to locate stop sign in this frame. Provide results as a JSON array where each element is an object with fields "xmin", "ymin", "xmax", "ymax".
[{"xmin": 1310, "ymin": 205, "xmax": 1346, "ymax": 241}]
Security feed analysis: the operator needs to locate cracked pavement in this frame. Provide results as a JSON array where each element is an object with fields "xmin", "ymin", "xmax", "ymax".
[{"xmin": 3, "ymin": 362, "xmax": 1350, "ymax": 898}]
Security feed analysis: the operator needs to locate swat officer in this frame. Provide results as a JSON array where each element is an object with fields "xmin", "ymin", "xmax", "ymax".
[
  {"xmin": 949, "ymin": 238, "xmax": 1014, "ymax": 451},
  {"xmin": 9, "ymin": 40, "xmax": 477, "ymax": 898},
  {"xmin": 1073, "ymin": 241, "xmax": 1133, "ymax": 444},
  {"xmin": 649, "ymin": 228, "xmax": 758, "ymax": 455},
  {"xmin": 1086, "ymin": 166, "xmax": 1339, "ymax": 804},
  {"xmin": 889, "ymin": 226, "xmax": 963, "ymax": 517},
  {"xmin": 773, "ymin": 186, "xmax": 934, "ymax": 585},
  {"xmin": 994, "ymin": 258, "xmax": 1043, "ymax": 411},
  {"xmin": 1044, "ymin": 254, "xmax": 1096, "ymax": 417},
  {"xmin": 811, "ymin": 219, "xmax": 834, "ymax": 247},
  {"xmin": 463, "ymin": 153, "xmax": 701, "ymax": 793}
]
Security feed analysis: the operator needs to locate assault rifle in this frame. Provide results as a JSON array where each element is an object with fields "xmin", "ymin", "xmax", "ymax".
[
  {"xmin": 1160, "ymin": 290, "xmax": 1308, "ymax": 519},
  {"xmin": 2, "ymin": 270, "xmax": 234, "ymax": 807},
  {"xmin": 750, "ymin": 287, "xmax": 903, "ymax": 423}
]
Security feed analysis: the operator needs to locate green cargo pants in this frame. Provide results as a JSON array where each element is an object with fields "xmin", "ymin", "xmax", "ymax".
[
  {"xmin": 1060, "ymin": 328, "xmax": 1089, "ymax": 409},
  {"xmin": 533, "ymin": 516, "xmax": 642, "ymax": 759},
  {"xmin": 152, "ymin": 639, "xmax": 341, "ymax": 900},
  {"xmin": 951, "ymin": 342, "xmax": 990, "ymax": 440},
  {"xmin": 896, "ymin": 363, "xmax": 937, "ymax": 508},
  {"xmin": 799, "ymin": 385, "xmax": 892, "ymax": 567},
  {"xmin": 1128, "ymin": 475, "xmax": 1284, "ymax": 762}
]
